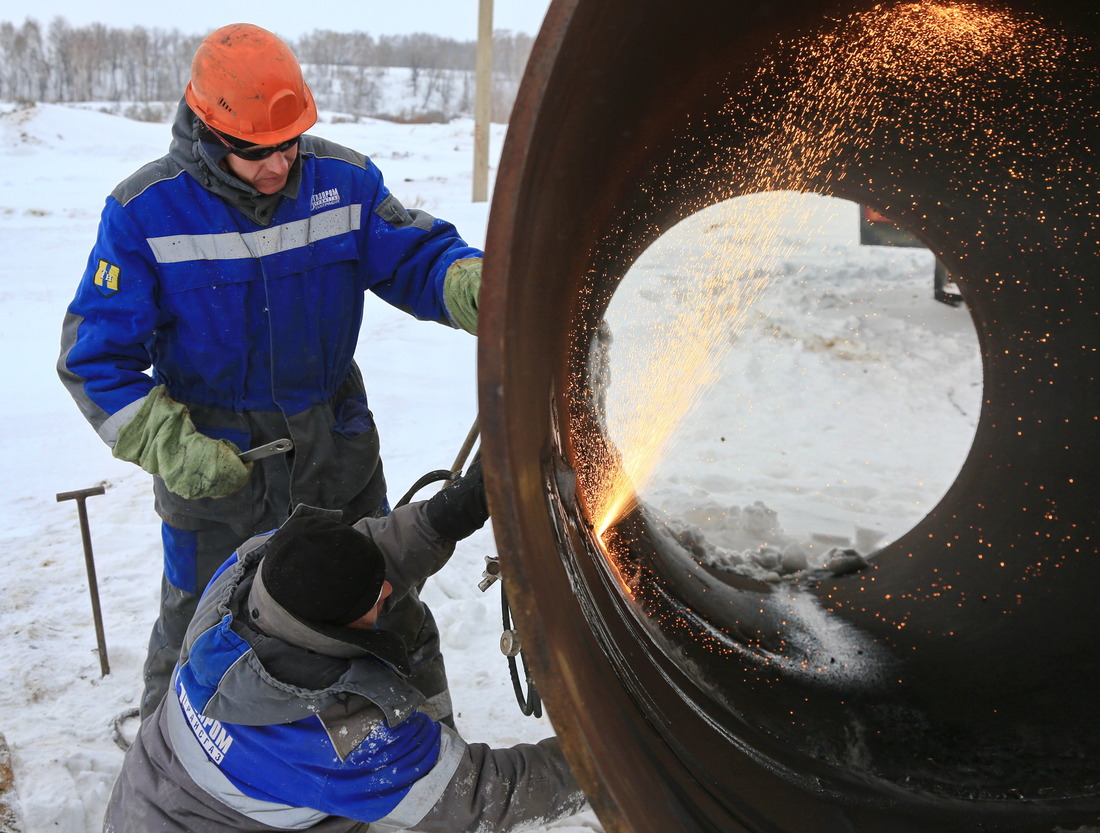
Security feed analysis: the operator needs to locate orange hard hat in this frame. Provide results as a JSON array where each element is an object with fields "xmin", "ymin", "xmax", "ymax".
[{"xmin": 185, "ymin": 23, "xmax": 317, "ymax": 145}]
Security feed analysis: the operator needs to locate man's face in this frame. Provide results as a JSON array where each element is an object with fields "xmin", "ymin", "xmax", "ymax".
[
  {"xmin": 346, "ymin": 581, "xmax": 394, "ymax": 630},
  {"xmin": 224, "ymin": 142, "xmax": 299, "ymax": 195}
]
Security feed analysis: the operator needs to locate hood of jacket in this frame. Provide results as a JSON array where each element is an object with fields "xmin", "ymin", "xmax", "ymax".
[
  {"xmin": 167, "ymin": 97, "xmax": 303, "ymax": 227},
  {"xmin": 175, "ymin": 514, "xmax": 424, "ymax": 729}
]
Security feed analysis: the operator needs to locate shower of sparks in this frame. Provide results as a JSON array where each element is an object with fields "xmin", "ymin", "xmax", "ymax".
[
  {"xmin": 571, "ymin": 0, "xmax": 1078, "ymax": 561},
  {"xmin": 587, "ymin": 230, "xmax": 783, "ymax": 538}
]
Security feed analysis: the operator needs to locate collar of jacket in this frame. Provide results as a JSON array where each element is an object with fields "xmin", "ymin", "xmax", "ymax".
[
  {"xmin": 182, "ymin": 535, "xmax": 421, "ymax": 727},
  {"xmin": 167, "ymin": 96, "xmax": 302, "ymax": 227}
]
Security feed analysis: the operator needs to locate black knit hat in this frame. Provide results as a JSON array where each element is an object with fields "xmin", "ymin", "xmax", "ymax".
[{"xmin": 259, "ymin": 515, "xmax": 386, "ymax": 627}]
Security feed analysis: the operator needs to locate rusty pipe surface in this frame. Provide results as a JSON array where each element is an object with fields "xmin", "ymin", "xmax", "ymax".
[{"xmin": 480, "ymin": 1, "xmax": 1100, "ymax": 831}]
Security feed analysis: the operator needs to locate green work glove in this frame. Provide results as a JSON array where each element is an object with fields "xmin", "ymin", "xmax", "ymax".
[
  {"xmin": 443, "ymin": 257, "xmax": 481, "ymax": 335},
  {"xmin": 113, "ymin": 385, "xmax": 252, "ymax": 500}
]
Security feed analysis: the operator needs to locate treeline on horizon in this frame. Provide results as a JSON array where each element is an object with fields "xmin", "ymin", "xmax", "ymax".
[{"xmin": 0, "ymin": 17, "xmax": 534, "ymax": 122}]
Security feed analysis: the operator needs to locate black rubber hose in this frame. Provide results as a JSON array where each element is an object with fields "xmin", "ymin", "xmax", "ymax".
[{"xmin": 394, "ymin": 470, "xmax": 455, "ymax": 509}]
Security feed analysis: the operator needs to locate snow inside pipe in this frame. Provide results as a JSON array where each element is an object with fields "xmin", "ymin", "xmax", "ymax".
[{"xmin": 480, "ymin": 1, "xmax": 1100, "ymax": 832}]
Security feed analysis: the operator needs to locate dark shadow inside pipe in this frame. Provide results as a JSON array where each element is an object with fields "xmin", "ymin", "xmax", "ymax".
[{"xmin": 480, "ymin": 2, "xmax": 1100, "ymax": 831}]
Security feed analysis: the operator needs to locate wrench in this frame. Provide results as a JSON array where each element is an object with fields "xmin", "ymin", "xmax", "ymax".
[{"xmin": 238, "ymin": 438, "xmax": 294, "ymax": 463}]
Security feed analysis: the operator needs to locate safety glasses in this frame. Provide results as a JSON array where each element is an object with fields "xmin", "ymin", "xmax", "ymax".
[{"xmin": 209, "ymin": 128, "xmax": 300, "ymax": 161}]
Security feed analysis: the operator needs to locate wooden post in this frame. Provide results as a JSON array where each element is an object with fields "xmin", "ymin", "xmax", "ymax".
[{"xmin": 473, "ymin": 0, "xmax": 494, "ymax": 202}]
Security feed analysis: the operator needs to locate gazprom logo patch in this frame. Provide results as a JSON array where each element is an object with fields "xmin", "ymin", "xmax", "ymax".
[
  {"xmin": 93, "ymin": 259, "xmax": 120, "ymax": 297},
  {"xmin": 178, "ymin": 683, "xmax": 235, "ymax": 764},
  {"xmin": 311, "ymin": 187, "xmax": 340, "ymax": 212}
]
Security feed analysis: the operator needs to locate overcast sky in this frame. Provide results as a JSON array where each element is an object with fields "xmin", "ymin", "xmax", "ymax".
[{"xmin": 0, "ymin": 0, "xmax": 552, "ymax": 41}]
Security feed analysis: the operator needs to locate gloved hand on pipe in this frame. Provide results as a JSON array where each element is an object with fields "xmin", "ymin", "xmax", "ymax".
[
  {"xmin": 424, "ymin": 458, "xmax": 489, "ymax": 541},
  {"xmin": 443, "ymin": 256, "xmax": 481, "ymax": 335},
  {"xmin": 113, "ymin": 385, "xmax": 252, "ymax": 500}
]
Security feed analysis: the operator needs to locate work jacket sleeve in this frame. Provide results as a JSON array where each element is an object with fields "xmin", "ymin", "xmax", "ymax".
[
  {"xmin": 58, "ymin": 196, "xmax": 161, "ymax": 445},
  {"xmin": 368, "ymin": 730, "xmax": 589, "ymax": 833},
  {"xmin": 351, "ymin": 501, "xmax": 456, "ymax": 604},
  {"xmin": 358, "ymin": 160, "xmax": 483, "ymax": 329}
]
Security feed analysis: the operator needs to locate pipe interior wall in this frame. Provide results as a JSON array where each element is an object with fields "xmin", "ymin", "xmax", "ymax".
[{"xmin": 480, "ymin": 1, "xmax": 1100, "ymax": 830}]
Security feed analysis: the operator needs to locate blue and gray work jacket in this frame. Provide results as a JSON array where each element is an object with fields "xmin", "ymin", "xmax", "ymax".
[{"xmin": 58, "ymin": 99, "xmax": 481, "ymax": 528}]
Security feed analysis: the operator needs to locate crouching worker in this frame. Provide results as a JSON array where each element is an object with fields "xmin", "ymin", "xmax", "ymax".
[{"xmin": 103, "ymin": 462, "xmax": 589, "ymax": 833}]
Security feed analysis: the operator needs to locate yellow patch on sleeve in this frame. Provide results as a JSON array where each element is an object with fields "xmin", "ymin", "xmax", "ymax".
[{"xmin": 93, "ymin": 260, "xmax": 120, "ymax": 296}]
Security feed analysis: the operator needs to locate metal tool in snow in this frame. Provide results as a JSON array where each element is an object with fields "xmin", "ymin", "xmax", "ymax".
[
  {"xmin": 56, "ymin": 485, "xmax": 110, "ymax": 677},
  {"xmin": 238, "ymin": 438, "xmax": 294, "ymax": 463}
]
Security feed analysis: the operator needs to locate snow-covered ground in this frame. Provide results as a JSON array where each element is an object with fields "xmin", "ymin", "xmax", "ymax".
[
  {"xmin": 604, "ymin": 193, "xmax": 981, "ymax": 580},
  {"xmin": 0, "ymin": 101, "xmax": 981, "ymax": 832}
]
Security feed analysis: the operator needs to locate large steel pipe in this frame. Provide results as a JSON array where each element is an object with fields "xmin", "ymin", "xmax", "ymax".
[{"xmin": 479, "ymin": 1, "xmax": 1100, "ymax": 831}]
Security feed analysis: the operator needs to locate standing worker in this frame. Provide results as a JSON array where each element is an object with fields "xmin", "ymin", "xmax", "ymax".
[{"xmin": 57, "ymin": 23, "xmax": 483, "ymax": 720}]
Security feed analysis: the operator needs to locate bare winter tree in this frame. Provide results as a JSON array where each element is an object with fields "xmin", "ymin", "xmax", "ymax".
[
  {"xmin": 492, "ymin": 31, "xmax": 535, "ymax": 84},
  {"xmin": 0, "ymin": 19, "xmax": 50, "ymax": 102},
  {"xmin": 0, "ymin": 17, "xmax": 535, "ymax": 122}
]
